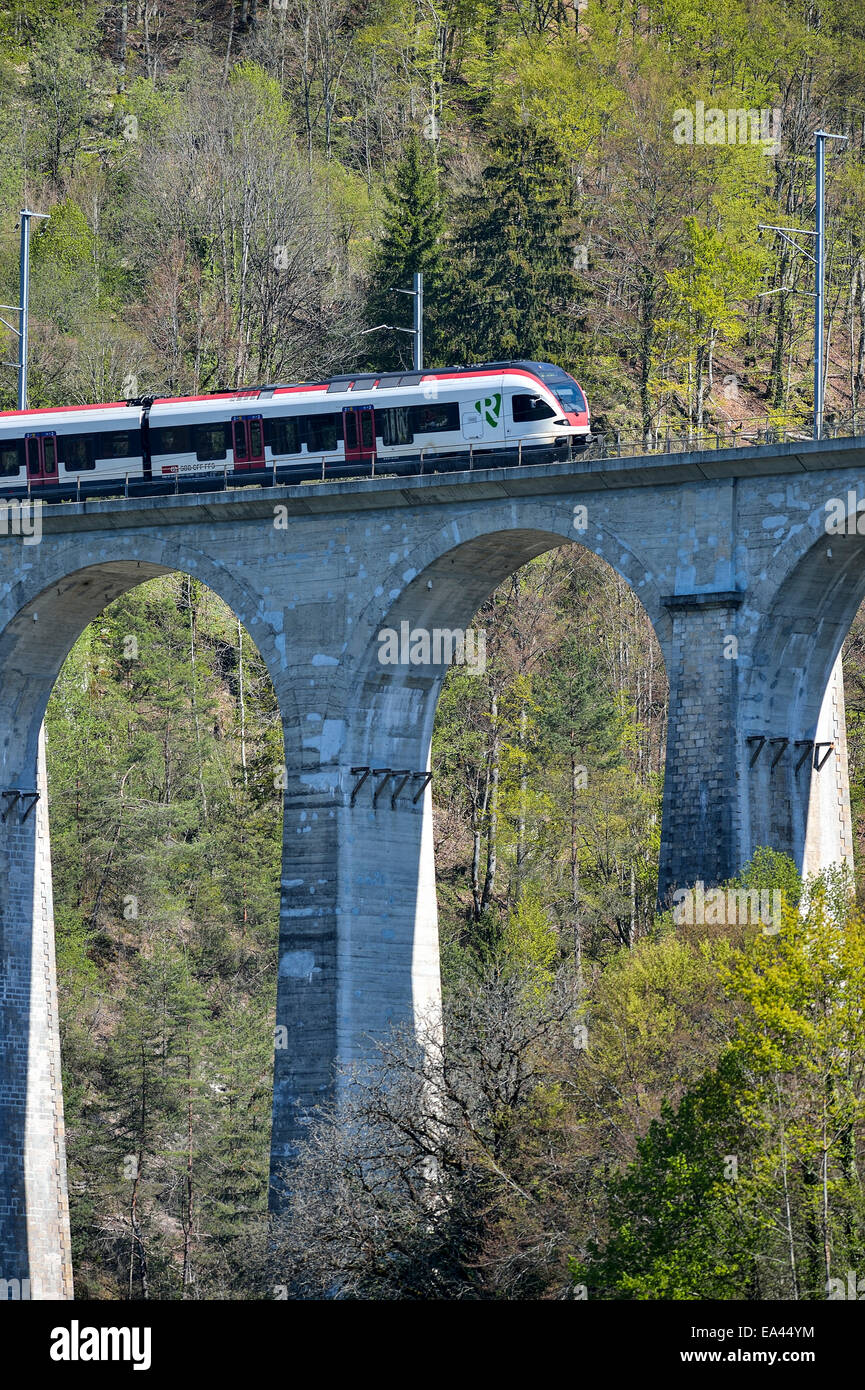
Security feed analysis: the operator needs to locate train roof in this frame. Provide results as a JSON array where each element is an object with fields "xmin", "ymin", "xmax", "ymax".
[
  {"xmin": 0, "ymin": 362, "xmax": 583, "ymax": 423},
  {"xmin": 129, "ymin": 364, "xmax": 571, "ymax": 422},
  {"xmin": 0, "ymin": 400, "xmax": 133, "ymax": 422},
  {"xmin": 148, "ymin": 362, "xmax": 570, "ymax": 406}
]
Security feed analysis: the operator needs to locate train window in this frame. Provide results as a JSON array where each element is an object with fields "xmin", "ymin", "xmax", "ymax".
[
  {"xmin": 94, "ymin": 430, "xmax": 141, "ymax": 459},
  {"xmin": 266, "ymin": 417, "xmax": 300, "ymax": 455},
  {"xmin": 360, "ymin": 412, "xmax": 374, "ymax": 449},
  {"xmin": 196, "ymin": 422, "xmax": 227, "ymax": 461},
  {"xmin": 380, "ymin": 407, "xmax": 413, "ymax": 446},
  {"xmin": 43, "ymin": 436, "xmax": 57, "ymax": 472},
  {"xmin": 151, "ymin": 425, "xmax": 191, "ymax": 454},
  {"xmin": 411, "ymin": 402, "xmax": 459, "ymax": 434},
  {"xmin": 0, "ymin": 439, "xmax": 23, "ymax": 475},
  {"xmin": 534, "ymin": 367, "xmax": 586, "ymax": 413},
  {"xmin": 62, "ymin": 436, "xmax": 95, "ymax": 471},
  {"xmin": 511, "ymin": 394, "xmax": 556, "ymax": 422},
  {"xmin": 550, "ymin": 381, "xmax": 585, "ymax": 412},
  {"xmin": 303, "ymin": 413, "xmax": 340, "ymax": 451},
  {"xmin": 233, "ymin": 422, "xmax": 249, "ymax": 462}
]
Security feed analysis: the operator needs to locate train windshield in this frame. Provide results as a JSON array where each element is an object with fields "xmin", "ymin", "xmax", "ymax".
[{"xmin": 534, "ymin": 365, "xmax": 586, "ymax": 414}]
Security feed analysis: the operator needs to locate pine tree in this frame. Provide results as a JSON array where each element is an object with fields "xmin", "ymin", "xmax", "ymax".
[
  {"xmin": 364, "ymin": 133, "xmax": 445, "ymax": 370},
  {"xmin": 442, "ymin": 124, "xmax": 583, "ymax": 368}
]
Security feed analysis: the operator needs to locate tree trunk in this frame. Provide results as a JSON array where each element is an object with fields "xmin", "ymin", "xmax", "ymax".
[
  {"xmin": 515, "ymin": 701, "xmax": 527, "ymax": 898},
  {"xmin": 237, "ymin": 617, "xmax": 247, "ymax": 788},
  {"xmin": 116, "ymin": 1, "xmax": 128, "ymax": 74},
  {"xmin": 471, "ymin": 804, "xmax": 483, "ymax": 921},
  {"xmin": 188, "ymin": 577, "xmax": 208, "ymax": 821},
  {"xmin": 856, "ymin": 250, "xmax": 865, "ymax": 424},
  {"xmin": 128, "ymin": 1044, "xmax": 149, "ymax": 1300},
  {"xmin": 143, "ymin": 2, "xmax": 155, "ymax": 82},
  {"xmin": 223, "ymin": 3, "xmax": 236, "ymax": 83},
  {"xmin": 639, "ymin": 260, "xmax": 655, "ymax": 441},
  {"xmin": 771, "ymin": 248, "xmax": 791, "ymax": 408},
  {"xmin": 570, "ymin": 753, "xmax": 582, "ymax": 993},
  {"xmin": 776, "ymin": 1082, "xmax": 799, "ymax": 1299},
  {"xmin": 480, "ymin": 691, "xmax": 499, "ymax": 914},
  {"xmin": 182, "ymin": 1025, "xmax": 195, "ymax": 1294}
]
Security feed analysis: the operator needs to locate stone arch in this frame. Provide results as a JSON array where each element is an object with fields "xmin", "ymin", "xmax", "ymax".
[
  {"xmin": 323, "ymin": 506, "xmax": 671, "ymax": 762},
  {"xmin": 0, "ymin": 535, "xmax": 300, "ymax": 780},
  {"xmin": 0, "ymin": 548, "xmax": 290, "ymax": 1300},
  {"xmin": 324, "ymin": 518, "xmax": 669, "ymax": 1081}
]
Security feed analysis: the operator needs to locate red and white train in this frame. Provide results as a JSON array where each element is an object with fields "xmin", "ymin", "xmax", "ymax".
[{"xmin": 0, "ymin": 360, "xmax": 590, "ymax": 500}]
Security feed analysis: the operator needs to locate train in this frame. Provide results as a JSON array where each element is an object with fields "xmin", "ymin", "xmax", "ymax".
[{"xmin": 0, "ymin": 360, "xmax": 591, "ymax": 501}]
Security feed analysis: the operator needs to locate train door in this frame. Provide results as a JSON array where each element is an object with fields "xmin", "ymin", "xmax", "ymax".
[
  {"xmin": 343, "ymin": 405, "xmax": 376, "ymax": 470},
  {"xmin": 231, "ymin": 415, "xmax": 266, "ymax": 471},
  {"xmin": 25, "ymin": 431, "xmax": 58, "ymax": 485}
]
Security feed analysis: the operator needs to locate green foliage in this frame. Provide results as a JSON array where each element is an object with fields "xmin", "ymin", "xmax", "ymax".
[
  {"xmin": 442, "ymin": 124, "xmax": 582, "ymax": 367},
  {"xmin": 24, "ymin": 23, "xmax": 102, "ymax": 186},
  {"xmin": 2, "ymin": 0, "xmax": 865, "ymax": 428},
  {"xmin": 536, "ymin": 634, "xmax": 620, "ymax": 769},
  {"xmin": 575, "ymin": 1053, "xmax": 762, "ymax": 1299},
  {"xmin": 364, "ymin": 132, "xmax": 446, "ymax": 369},
  {"xmin": 48, "ymin": 576, "xmax": 282, "ymax": 1299},
  {"xmin": 730, "ymin": 845, "xmax": 802, "ymax": 908},
  {"xmin": 0, "ymin": 1, "xmax": 86, "ymax": 53},
  {"xmin": 578, "ymin": 881, "xmax": 865, "ymax": 1300},
  {"xmin": 503, "ymin": 883, "xmax": 558, "ymax": 988}
]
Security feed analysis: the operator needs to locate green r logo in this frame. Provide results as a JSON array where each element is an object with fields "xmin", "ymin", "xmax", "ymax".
[{"xmin": 474, "ymin": 393, "xmax": 501, "ymax": 428}]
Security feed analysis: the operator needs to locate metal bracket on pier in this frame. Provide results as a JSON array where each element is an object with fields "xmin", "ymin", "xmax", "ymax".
[
  {"xmin": 411, "ymin": 771, "xmax": 433, "ymax": 804},
  {"xmin": 746, "ymin": 736, "xmax": 766, "ymax": 768},
  {"xmin": 794, "ymin": 739, "xmax": 814, "ymax": 772},
  {"xmin": 372, "ymin": 769, "xmax": 393, "ymax": 807},
  {"xmin": 349, "ymin": 766, "xmax": 371, "ymax": 807},
  {"xmin": 814, "ymin": 741, "xmax": 834, "ymax": 771},
  {"xmin": 349, "ymin": 766, "xmax": 433, "ymax": 807},
  {"xmin": 746, "ymin": 737, "xmax": 834, "ymax": 772},
  {"xmin": 0, "ymin": 789, "xmax": 40, "ymax": 823},
  {"xmin": 390, "ymin": 770, "xmax": 413, "ymax": 809},
  {"xmin": 768, "ymin": 737, "xmax": 789, "ymax": 769}
]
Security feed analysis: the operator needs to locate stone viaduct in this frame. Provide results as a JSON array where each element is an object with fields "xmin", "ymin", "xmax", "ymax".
[{"xmin": 2, "ymin": 433, "xmax": 864, "ymax": 1297}]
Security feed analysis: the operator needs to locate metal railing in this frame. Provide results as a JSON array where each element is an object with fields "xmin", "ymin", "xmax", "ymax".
[
  {"xmin": 28, "ymin": 418, "xmax": 865, "ymax": 508},
  {"xmin": 582, "ymin": 416, "xmax": 864, "ymax": 461}
]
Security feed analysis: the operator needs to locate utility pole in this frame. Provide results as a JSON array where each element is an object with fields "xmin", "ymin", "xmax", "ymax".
[
  {"xmin": 411, "ymin": 272, "xmax": 423, "ymax": 371},
  {"xmin": 758, "ymin": 129, "xmax": 847, "ymax": 441},
  {"xmin": 361, "ymin": 272, "xmax": 425, "ymax": 369},
  {"xmin": 0, "ymin": 210, "xmax": 50, "ymax": 410},
  {"xmin": 814, "ymin": 131, "xmax": 847, "ymax": 440}
]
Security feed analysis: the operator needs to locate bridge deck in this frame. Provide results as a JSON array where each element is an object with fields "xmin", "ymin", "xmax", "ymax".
[{"xmin": 22, "ymin": 432, "xmax": 865, "ymax": 534}]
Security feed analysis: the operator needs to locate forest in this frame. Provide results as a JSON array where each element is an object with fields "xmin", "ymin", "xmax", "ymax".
[{"xmin": 4, "ymin": 0, "xmax": 865, "ymax": 1299}]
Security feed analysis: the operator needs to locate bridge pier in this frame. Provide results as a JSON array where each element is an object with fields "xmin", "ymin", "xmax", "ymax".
[
  {"xmin": 803, "ymin": 654, "xmax": 854, "ymax": 878},
  {"xmin": 268, "ymin": 644, "xmax": 445, "ymax": 1194},
  {"xmin": 268, "ymin": 756, "xmax": 441, "ymax": 1190},
  {"xmin": 658, "ymin": 592, "xmax": 744, "ymax": 899},
  {"xmin": 659, "ymin": 599, "xmax": 854, "ymax": 900},
  {"xmin": 0, "ymin": 726, "xmax": 73, "ymax": 1300}
]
